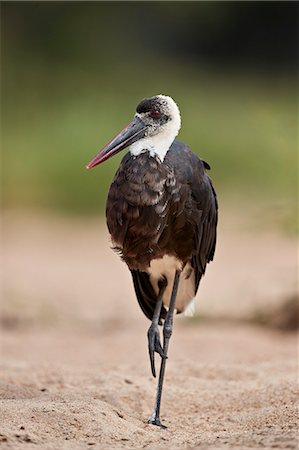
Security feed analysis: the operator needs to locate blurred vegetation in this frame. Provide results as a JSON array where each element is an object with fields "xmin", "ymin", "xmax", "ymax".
[{"xmin": 1, "ymin": 2, "xmax": 297, "ymax": 229}]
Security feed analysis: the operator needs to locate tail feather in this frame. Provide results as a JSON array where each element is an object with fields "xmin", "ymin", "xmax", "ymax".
[{"xmin": 130, "ymin": 270, "xmax": 167, "ymax": 322}]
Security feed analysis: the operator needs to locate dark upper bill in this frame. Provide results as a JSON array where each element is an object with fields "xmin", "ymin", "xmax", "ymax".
[{"xmin": 86, "ymin": 116, "xmax": 147, "ymax": 169}]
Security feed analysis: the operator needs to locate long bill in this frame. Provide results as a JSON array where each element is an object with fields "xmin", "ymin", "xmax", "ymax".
[{"xmin": 86, "ymin": 116, "xmax": 147, "ymax": 169}]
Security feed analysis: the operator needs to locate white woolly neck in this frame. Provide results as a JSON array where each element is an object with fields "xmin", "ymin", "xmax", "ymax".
[{"xmin": 130, "ymin": 133, "xmax": 176, "ymax": 162}]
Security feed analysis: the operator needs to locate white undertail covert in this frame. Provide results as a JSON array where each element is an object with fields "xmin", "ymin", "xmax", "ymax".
[{"xmin": 147, "ymin": 255, "xmax": 196, "ymax": 315}]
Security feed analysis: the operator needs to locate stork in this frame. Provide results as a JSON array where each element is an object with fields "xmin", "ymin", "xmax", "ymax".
[{"xmin": 86, "ymin": 95, "xmax": 218, "ymax": 428}]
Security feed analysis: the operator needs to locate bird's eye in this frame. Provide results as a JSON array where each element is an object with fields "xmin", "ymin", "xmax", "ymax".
[{"xmin": 151, "ymin": 111, "xmax": 160, "ymax": 119}]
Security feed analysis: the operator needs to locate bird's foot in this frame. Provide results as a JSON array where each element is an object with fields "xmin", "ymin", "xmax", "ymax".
[
  {"xmin": 147, "ymin": 325, "xmax": 166, "ymax": 378},
  {"xmin": 147, "ymin": 413, "xmax": 167, "ymax": 429}
]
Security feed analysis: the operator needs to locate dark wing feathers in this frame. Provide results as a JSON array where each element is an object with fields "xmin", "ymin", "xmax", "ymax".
[
  {"xmin": 162, "ymin": 140, "xmax": 218, "ymax": 295},
  {"xmin": 201, "ymin": 159, "xmax": 211, "ymax": 170},
  {"xmin": 192, "ymin": 178, "xmax": 218, "ymax": 292}
]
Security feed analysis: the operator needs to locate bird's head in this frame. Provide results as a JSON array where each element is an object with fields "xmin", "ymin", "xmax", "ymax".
[{"xmin": 86, "ymin": 95, "xmax": 181, "ymax": 169}]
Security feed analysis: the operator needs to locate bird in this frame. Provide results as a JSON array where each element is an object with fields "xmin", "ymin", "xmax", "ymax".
[{"xmin": 86, "ymin": 94, "xmax": 218, "ymax": 428}]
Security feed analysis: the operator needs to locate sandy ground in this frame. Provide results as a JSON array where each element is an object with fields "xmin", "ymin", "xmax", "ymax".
[{"xmin": 1, "ymin": 212, "xmax": 298, "ymax": 449}]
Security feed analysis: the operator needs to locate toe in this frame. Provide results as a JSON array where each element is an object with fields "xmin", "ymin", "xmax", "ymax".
[{"xmin": 154, "ymin": 333, "xmax": 164, "ymax": 358}]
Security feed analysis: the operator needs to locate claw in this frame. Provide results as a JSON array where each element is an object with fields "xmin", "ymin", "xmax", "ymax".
[{"xmin": 148, "ymin": 326, "xmax": 164, "ymax": 378}]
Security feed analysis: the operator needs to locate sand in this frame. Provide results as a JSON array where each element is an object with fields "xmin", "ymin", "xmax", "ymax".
[{"xmin": 1, "ymin": 212, "xmax": 298, "ymax": 449}]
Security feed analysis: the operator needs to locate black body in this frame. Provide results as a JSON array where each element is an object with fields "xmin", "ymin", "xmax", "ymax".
[{"xmin": 106, "ymin": 140, "xmax": 218, "ymax": 322}]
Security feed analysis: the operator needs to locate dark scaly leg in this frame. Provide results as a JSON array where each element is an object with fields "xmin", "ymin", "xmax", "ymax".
[
  {"xmin": 147, "ymin": 277, "xmax": 167, "ymax": 378},
  {"xmin": 148, "ymin": 270, "xmax": 180, "ymax": 428}
]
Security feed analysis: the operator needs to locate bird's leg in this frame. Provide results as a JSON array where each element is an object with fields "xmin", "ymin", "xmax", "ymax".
[
  {"xmin": 147, "ymin": 278, "xmax": 167, "ymax": 378},
  {"xmin": 148, "ymin": 270, "xmax": 180, "ymax": 429}
]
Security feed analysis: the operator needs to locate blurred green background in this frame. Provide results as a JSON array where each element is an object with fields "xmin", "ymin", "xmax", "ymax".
[{"xmin": 2, "ymin": 2, "xmax": 297, "ymax": 227}]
